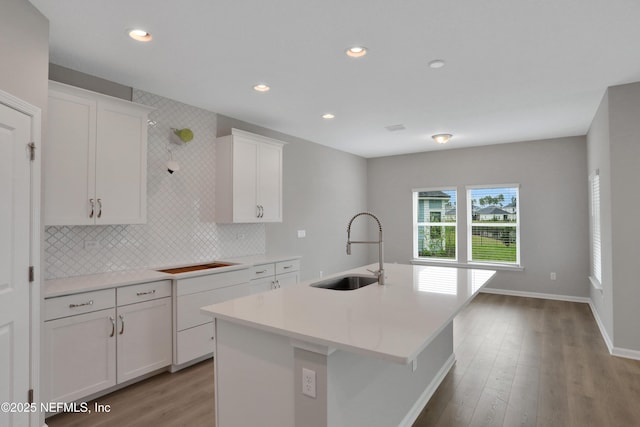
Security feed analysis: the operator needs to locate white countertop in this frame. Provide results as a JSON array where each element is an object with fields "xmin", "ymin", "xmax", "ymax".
[
  {"xmin": 201, "ymin": 263, "xmax": 496, "ymax": 365},
  {"xmin": 44, "ymin": 255, "xmax": 300, "ymax": 298}
]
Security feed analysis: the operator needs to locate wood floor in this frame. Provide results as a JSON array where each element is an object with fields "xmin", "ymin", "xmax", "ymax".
[{"xmin": 46, "ymin": 294, "xmax": 640, "ymax": 427}]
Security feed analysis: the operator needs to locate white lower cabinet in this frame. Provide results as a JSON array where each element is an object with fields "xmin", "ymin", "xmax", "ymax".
[
  {"xmin": 248, "ymin": 259, "xmax": 300, "ymax": 294},
  {"xmin": 43, "ymin": 280, "xmax": 172, "ymax": 404},
  {"xmin": 173, "ymin": 269, "xmax": 251, "ymax": 367},
  {"xmin": 44, "ymin": 307, "xmax": 117, "ymax": 403}
]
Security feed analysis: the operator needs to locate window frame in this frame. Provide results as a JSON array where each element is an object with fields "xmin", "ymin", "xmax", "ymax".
[
  {"xmin": 466, "ymin": 184, "xmax": 521, "ymax": 267},
  {"xmin": 589, "ymin": 170, "xmax": 602, "ymax": 286},
  {"xmin": 412, "ymin": 187, "xmax": 458, "ymax": 262}
]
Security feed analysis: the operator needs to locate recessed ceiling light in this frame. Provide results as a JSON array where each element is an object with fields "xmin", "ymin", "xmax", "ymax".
[
  {"xmin": 432, "ymin": 134, "xmax": 452, "ymax": 144},
  {"xmin": 129, "ymin": 29, "xmax": 152, "ymax": 42},
  {"xmin": 429, "ymin": 59, "xmax": 446, "ymax": 69},
  {"xmin": 253, "ymin": 83, "xmax": 271, "ymax": 92},
  {"xmin": 321, "ymin": 113, "xmax": 335, "ymax": 119},
  {"xmin": 346, "ymin": 46, "xmax": 367, "ymax": 58}
]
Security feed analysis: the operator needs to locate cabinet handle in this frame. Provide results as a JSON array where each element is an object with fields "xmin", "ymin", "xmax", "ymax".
[
  {"xmin": 136, "ymin": 289, "xmax": 156, "ymax": 296},
  {"xmin": 255, "ymin": 270, "xmax": 268, "ymax": 275},
  {"xmin": 276, "ymin": 280, "xmax": 280, "ymax": 289},
  {"xmin": 283, "ymin": 265, "xmax": 293, "ymax": 270},
  {"xmin": 89, "ymin": 199, "xmax": 95, "ymax": 218},
  {"xmin": 119, "ymin": 314, "xmax": 125, "ymax": 335},
  {"xmin": 97, "ymin": 198, "xmax": 102, "ymax": 218},
  {"xmin": 260, "ymin": 205, "xmax": 264, "ymax": 218},
  {"xmin": 109, "ymin": 316, "xmax": 115, "ymax": 337},
  {"xmin": 270, "ymin": 281, "xmax": 275, "ymax": 290},
  {"xmin": 256, "ymin": 205, "xmax": 261, "ymax": 218},
  {"xmin": 69, "ymin": 300, "xmax": 94, "ymax": 308}
]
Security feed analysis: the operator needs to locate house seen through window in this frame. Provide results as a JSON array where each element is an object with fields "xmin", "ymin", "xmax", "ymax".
[
  {"xmin": 467, "ymin": 185, "xmax": 520, "ymax": 265},
  {"xmin": 413, "ymin": 189, "xmax": 457, "ymax": 260}
]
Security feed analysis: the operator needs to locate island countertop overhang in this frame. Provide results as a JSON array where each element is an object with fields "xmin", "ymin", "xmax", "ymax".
[{"xmin": 201, "ymin": 263, "xmax": 496, "ymax": 364}]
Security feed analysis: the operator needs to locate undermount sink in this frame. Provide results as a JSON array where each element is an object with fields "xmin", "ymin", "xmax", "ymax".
[
  {"xmin": 310, "ymin": 275, "xmax": 378, "ymax": 291},
  {"xmin": 157, "ymin": 262, "xmax": 236, "ymax": 274}
]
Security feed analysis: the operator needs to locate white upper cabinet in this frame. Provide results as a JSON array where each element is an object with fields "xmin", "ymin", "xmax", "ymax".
[
  {"xmin": 216, "ymin": 129, "xmax": 284, "ymax": 223},
  {"xmin": 45, "ymin": 81, "xmax": 153, "ymax": 225}
]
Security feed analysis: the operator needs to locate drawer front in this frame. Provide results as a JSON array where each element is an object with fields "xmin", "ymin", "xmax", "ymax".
[
  {"xmin": 249, "ymin": 263, "xmax": 275, "ymax": 281},
  {"xmin": 117, "ymin": 280, "xmax": 171, "ymax": 306},
  {"xmin": 175, "ymin": 323, "xmax": 215, "ymax": 365},
  {"xmin": 276, "ymin": 259, "xmax": 300, "ymax": 275},
  {"xmin": 175, "ymin": 269, "xmax": 250, "ymax": 296},
  {"xmin": 177, "ymin": 282, "xmax": 251, "ymax": 331},
  {"xmin": 45, "ymin": 289, "xmax": 115, "ymax": 321}
]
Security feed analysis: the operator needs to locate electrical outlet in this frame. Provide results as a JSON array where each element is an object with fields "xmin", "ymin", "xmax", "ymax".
[
  {"xmin": 236, "ymin": 233, "xmax": 246, "ymax": 240},
  {"xmin": 302, "ymin": 368, "xmax": 316, "ymax": 398},
  {"xmin": 550, "ymin": 272, "xmax": 557, "ymax": 281}
]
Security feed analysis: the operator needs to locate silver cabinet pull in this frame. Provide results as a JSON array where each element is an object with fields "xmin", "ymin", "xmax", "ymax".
[
  {"xmin": 255, "ymin": 270, "xmax": 268, "ymax": 275},
  {"xmin": 69, "ymin": 300, "xmax": 94, "ymax": 308},
  {"xmin": 109, "ymin": 316, "xmax": 115, "ymax": 337},
  {"xmin": 256, "ymin": 205, "xmax": 261, "ymax": 218},
  {"xmin": 276, "ymin": 280, "xmax": 280, "ymax": 288},
  {"xmin": 260, "ymin": 205, "xmax": 264, "ymax": 218},
  {"xmin": 270, "ymin": 281, "xmax": 276, "ymax": 290},
  {"xmin": 283, "ymin": 265, "xmax": 293, "ymax": 270},
  {"xmin": 89, "ymin": 199, "xmax": 95, "ymax": 218},
  {"xmin": 136, "ymin": 289, "xmax": 156, "ymax": 296},
  {"xmin": 97, "ymin": 198, "xmax": 102, "ymax": 218},
  {"xmin": 119, "ymin": 314, "xmax": 125, "ymax": 335}
]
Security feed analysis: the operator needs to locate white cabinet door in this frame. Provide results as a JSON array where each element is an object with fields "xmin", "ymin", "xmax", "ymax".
[
  {"xmin": 45, "ymin": 89, "xmax": 96, "ymax": 225},
  {"xmin": 232, "ymin": 138, "xmax": 259, "ymax": 222},
  {"xmin": 216, "ymin": 129, "xmax": 284, "ymax": 223},
  {"xmin": 45, "ymin": 82, "xmax": 151, "ymax": 226},
  {"xmin": 95, "ymin": 98, "xmax": 148, "ymax": 224},
  {"xmin": 257, "ymin": 142, "xmax": 283, "ymax": 222},
  {"xmin": 116, "ymin": 298, "xmax": 171, "ymax": 383},
  {"xmin": 276, "ymin": 271, "xmax": 299, "ymax": 289},
  {"xmin": 43, "ymin": 309, "xmax": 116, "ymax": 403},
  {"xmin": 249, "ymin": 277, "xmax": 275, "ymax": 294}
]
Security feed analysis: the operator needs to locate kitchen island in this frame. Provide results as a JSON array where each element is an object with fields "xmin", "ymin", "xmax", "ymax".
[{"xmin": 201, "ymin": 263, "xmax": 496, "ymax": 427}]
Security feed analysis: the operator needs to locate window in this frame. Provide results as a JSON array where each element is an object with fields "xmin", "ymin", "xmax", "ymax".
[
  {"xmin": 590, "ymin": 170, "xmax": 602, "ymax": 284},
  {"xmin": 467, "ymin": 185, "xmax": 520, "ymax": 265},
  {"xmin": 413, "ymin": 189, "xmax": 457, "ymax": 260}
]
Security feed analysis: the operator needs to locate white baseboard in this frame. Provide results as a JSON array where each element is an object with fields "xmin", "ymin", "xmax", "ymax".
[
  {"xmin": 399, "ymin": 354, "xmax": 455, "ymax": 427},
  {"xmin": 611, "ymin": 347, "xmax": 640, "ymax": 360},
  {"xmin": 480, "ymin": 287, "xmax": 590, "ymax": 303},
  {"xmin": 587, "ymin": 300, "xmax": 614, "ymax": 353}
]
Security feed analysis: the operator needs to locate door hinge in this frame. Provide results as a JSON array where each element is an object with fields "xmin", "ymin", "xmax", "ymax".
[
  {"xmin": 28, "ymin": 142, "xmax": 36, "ymax": 161},
  {"xmin": 28, "ymin": 266, "xmax": 34, "ymax": 283},
  {"xmin": 28, "ymin": 389, "xmax": 33, "ymax": 404}
]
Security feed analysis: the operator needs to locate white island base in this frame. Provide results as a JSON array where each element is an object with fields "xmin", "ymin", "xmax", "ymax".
[
  {"xmin": 203, "ymin": 264, "xmax": 496, "ymax": 427},
  {"xmin": 215, "ymin": 318, "xmax": 453, "ymax": 427}
]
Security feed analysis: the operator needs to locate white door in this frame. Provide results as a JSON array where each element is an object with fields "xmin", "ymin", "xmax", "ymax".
[
  {"xmin": 257, "ymin": 143, "xmax": 282, "ymax": 222},
  {"xmin": 232, "ymin": 138, "xmax": 259, "ymax": 222},
  {"xmin": 0, "ymin": 103, "xmax": 32, "ymax": 427}
]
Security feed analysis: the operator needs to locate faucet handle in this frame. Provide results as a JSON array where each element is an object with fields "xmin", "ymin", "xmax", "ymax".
[{"xmin": 367, "ymin": 268, "xmax": 379, "ymax": 276}]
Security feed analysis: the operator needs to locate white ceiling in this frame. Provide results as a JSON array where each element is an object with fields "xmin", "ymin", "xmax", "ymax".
[{"xmin": 29, "ymin": 0, "xmax": 640, "ymax": 158}]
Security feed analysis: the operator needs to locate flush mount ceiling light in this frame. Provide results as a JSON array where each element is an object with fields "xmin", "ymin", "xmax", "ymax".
[
  {"xmin": 128, "ymin": 29, "xmax": 152, "ymax": 42},
  {"xmin": 432, "ymin": 133, "xmax": 452, "ymax": 144},
  {"xmin": 346, "ymin": 46, "xmax": 367, "ymax": 58},
  {"xmin": 321, "ymin": 113, "xmax": 335, "ymax": 119},
  {"xmin": 428, "ymin": 59, "xmax": 446, "ymax": 69},
  {"xmin": 253, "ymin": 83, "xmax": 271, "ymax": 92}
]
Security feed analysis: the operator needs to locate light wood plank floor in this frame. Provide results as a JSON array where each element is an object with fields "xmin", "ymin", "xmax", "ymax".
[{"xmin": 47, "ymin": 294, "xmax": 640, "ymax": 427}]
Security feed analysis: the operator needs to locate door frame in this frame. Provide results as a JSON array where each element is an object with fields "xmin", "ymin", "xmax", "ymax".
[{"xmin": 0, "ymin": 89, "xmax": 42, "ymax": 427}]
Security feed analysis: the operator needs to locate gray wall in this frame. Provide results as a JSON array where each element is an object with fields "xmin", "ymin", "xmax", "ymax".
[
  {"xmin": 367, "ymin": 137, "xmax": 590, "ymax": 298},
  {"xmin": 218, "ymin": 115, "xmax": 369, "ymax": 280},
  {"xmin": 607, "ymin": 82, "xmax": 640, "ymax": 352},
  {"xmin": 586, "ymin": 91, "xmax": 614, "ymax": 342},
  {"xmin": 0, "ymin": 0, "xmax": 49, "ymax": 110}
]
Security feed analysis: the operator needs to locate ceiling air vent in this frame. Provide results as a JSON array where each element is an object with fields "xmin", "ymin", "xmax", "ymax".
[{"xmin": 385, "ymin": 124, "xmax": 406, "ymax": 132}]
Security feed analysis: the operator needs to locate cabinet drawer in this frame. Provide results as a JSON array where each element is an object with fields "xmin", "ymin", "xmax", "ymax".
[
  {"xmin": 276, "ymin": 259, "xmax": 300, "ymax": 275},
  {"xmin": 175, "ymin": 269, "xmax": 250, "ymax": 296},
  {"xmin": 175, "ymin": 323, "xmax": 215, "ymax": 365},
  {"xmin": 117, "ymin": 280, "xmax": 171, "ymax": 306},
  {"xmin": 177, "ymin": 282, "xmax": 251, "ymax": 331},
  {"xmin": 45, "ymin": 289, "xmax": 115, "ymax": 321},
  {"xmin": 250, "ymin": 264, "xmax": 275, "ymax": 280}
]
